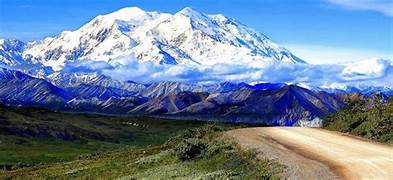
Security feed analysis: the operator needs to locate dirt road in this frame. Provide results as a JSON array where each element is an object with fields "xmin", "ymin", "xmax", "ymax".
[{"xmin": 225, "ymin": 127, "xmax": 393, "ymax": 180}]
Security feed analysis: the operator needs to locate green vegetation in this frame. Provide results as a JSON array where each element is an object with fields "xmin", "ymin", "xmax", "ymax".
[
  {"xmin": 324, "ymin": 94, "xmax": 393, "ymax": 143},
  {"xmin": 0, "ymin": 104, "xmax": 205, "ymax": 168},
  {"xmin": 0, "ymin": 104, "xmax": 282, "ymax": 178},
  {"xmin": 1, "ymin": 125, "xmax": 282, "ymax": 179}
]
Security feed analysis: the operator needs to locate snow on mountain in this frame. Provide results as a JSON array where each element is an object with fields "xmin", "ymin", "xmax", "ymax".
[
  {"xmin": 140, "ymin": 81, "xmax": 256, "ymax": 98},
  {"xmin": 141, "ymin": 81, "xmax": 208, "ymax": 98},
  {"xmin": 21, "ymin": 7, "xmax": 305, "ymax": 71},
  {"xmin": 22, "ymin": 7, "xmax": 166, "ymax": 70},
  {"xmin": 67, "ymin": 96, "xmax": 148, "ymax": 113},
  {"xmin": 47, "ymin": 72, "xmax": 145, "ymax": 92},
  {"xmin": 0, "ymin": 39, "xmax": 25, "ymax": 66},
  {"xmin": 320, "ymin": 84, "xmax": 393, "ymax": 96}
]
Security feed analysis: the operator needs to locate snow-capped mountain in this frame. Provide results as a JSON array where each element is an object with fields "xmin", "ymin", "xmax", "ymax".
[
  {"xmin": 0, "ymin": 39, "xmax": 25, "ymax": 66},
  {"xmin": 47, "ymin": 72, "xmax": 145, "ymax": 92},
  {"xmin": 320, "ymin": 85, "xmax": 393, "ymax": 96},
  {"xmin": 20, "ymin": 7, "xmax": 305, "ymax": 71},
  {"xmin": 1, "ymin": 7, "xmax": 390, "ymax": 90}
]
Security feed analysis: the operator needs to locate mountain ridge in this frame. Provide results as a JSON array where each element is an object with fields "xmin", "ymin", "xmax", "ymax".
[{"xmin": 0, "ymin": 67, "xmax": 346, "ymax": 126}]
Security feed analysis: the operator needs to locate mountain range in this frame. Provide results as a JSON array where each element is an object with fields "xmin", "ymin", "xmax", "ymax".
[
  {"xmin": 0, "ymin": 7, "xmax": 391, "ymax": 126},
  {"xmin": 0, "ymin": 67, "xmax": 344, "ymax": 125}
]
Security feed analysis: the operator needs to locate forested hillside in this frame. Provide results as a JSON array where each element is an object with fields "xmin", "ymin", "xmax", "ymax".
[{"xmin": 324, "ymin": 94, "xmax": 393, "ymax": 143}]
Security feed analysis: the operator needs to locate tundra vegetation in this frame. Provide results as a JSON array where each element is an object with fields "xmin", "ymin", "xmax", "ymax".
[
  {"xmin": 0, "ymin": 104, "xmax": 282, "ymax": 179},
  {"xmin": 324, "ymin": 94, "xmax": 393, "ymax": 143}
]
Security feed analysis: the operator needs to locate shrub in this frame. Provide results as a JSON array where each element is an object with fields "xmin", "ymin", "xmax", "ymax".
[
  {"xmin": 175, "ymin": 138, "xmax": 208, "ymax": 161},
  {"xmin": 204, "ymin": 140, "xmax": 234, "ymax": 158},
  {"xmin": 166, "ymin": 125, "xmax": 224, "ymax": 146},
  {"xmin": 324, "ymin": 95, "xmax": 393, "ymax": 143}
]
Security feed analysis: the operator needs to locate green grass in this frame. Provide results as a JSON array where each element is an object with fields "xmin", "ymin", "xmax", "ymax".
[
  {"xmin": 0, "ymin": 134, "xmax": 127, "ymax": 167},
  {"xmin": 0, "ymin": 125, "xmax": 283, "ymax": 179},
  {"xmin": 0, "ymin": 104, "xmax": 282, "ymax": 178},
  {"xmin": 0, "ymin": 104, "xmax": 208, "ymax": 168},
  {"xmin": 0, "ymin": 117, "xmax": 206, "ymax": 167}
]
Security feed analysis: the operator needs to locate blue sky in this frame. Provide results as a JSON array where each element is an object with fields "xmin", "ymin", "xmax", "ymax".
[{"xmin": 0, "ymin": 0, "xmax": 392, "ymax": 64}]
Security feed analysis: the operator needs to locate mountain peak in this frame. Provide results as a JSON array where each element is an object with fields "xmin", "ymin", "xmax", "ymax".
[
  {"xmin": 176, "ymin": 7, "xmax": 204, "ymax": 18},
  {"xmin": 111, "ymin": 6, "xmax": 146, "ymax": 16},
  {"xmin": 100, "ymin": 6, "xmax": 148, "ymax": 22},
  {"xmin": 178, "ymin": 7, "xmax": 197, "ymax": 14},
  {"xmin": 209, "ymin": 14, "xmax": 228, "ymax": 22}
]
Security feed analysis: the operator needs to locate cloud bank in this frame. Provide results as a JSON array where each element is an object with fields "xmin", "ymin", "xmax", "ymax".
[
  {"xmin": 285, "ymin": 44, "xmax": 393, "ymax": 65},
  {"xmin": 323, "ymin": 0, "xmax": 393, "ymax": 16},
  {"xmin": 61, "ymin": 56, "xmax": 393, "ymax": 88}
]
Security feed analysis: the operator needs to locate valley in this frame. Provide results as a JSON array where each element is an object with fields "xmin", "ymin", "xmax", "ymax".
[
  {"xmin": 0, "ymin": 104, "xmax": 282, "ymax": 179},
  {"xmin": 0, "ymin": 103, "xmax": 206, "ymax": 168},
  {"xmin": 0, "ymin": 94, "xmax": 392, "ymax": 179}
]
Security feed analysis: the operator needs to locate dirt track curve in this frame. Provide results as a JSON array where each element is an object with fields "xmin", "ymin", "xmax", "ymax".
[{"xmin": 225, "ymin": 127, "xmax": 393, "ymax": 180}]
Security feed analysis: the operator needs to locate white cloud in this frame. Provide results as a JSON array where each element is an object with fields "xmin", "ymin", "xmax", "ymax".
[
  {"xmin": 323, "ymin": 0, "xmax": 393, "ymax": 16},
  {"xmin": 285, "ymin": 44, "xmax": 393, "ymax": 65},
  {"xmin": 341, "ymin": 58, "xmax": 390, "ymax": 80},
  {"xmin": 61, "ymin": 55, "xmax": 393, "ymax": 88}
]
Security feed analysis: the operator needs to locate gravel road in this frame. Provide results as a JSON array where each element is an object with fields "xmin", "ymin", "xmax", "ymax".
[{"xmin": 225, "ymin": 127, "xmax": 393, "ymax": 180}]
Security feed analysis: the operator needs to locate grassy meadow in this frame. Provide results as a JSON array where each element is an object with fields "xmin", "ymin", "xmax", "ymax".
[{"xmin": 0, "ymin": 105, "xmax": 282, "ymax": 179}]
